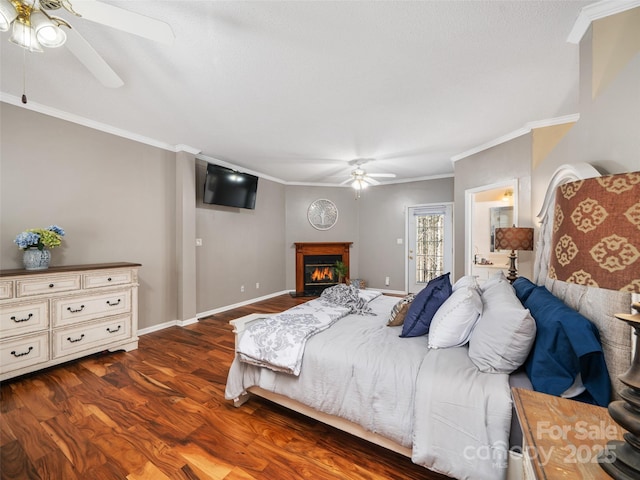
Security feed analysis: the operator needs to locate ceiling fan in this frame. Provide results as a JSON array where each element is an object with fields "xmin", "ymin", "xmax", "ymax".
[
  {"xmin": 0, "ymin": 0, "xmax": 174, "ymax": 93},
  {"xmin": 340, "ymin": 158, "xmax": 396, "ymax": 197}
]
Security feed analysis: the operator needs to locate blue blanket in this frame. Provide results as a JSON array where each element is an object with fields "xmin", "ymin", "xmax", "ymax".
[{"xmin": 523, "ymin": 285, "xmax": 610, "ymax": 407}]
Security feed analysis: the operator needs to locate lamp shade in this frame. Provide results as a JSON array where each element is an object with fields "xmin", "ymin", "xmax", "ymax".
[
  {"xmin": 9, "ymin": 17, "xmax": 43, "ymax": 52},
  {"xmin": 494, "ymin": 227, "xmax": 534, "ymax": 252},
  {"xmin": 31, "ymin": 11, "xmax": 66, "ymax": 48},
  {"xmin": 549, "ymin": 171, "xmax": 640, "ymax": 293}
]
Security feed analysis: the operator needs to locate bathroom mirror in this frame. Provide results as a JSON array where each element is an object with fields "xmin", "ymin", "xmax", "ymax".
[{"xmin": 489, "ymin": 206, "xmax": 513, "ymax": 252}]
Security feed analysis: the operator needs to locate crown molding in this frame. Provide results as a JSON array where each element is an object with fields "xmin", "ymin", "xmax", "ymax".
[
  {"xmin": 567, "ymin": 0, "xmax": 640, "ymax": 44},
  {"xmin": 0, "ymin": 94, "xmax": 199, "ymax": 156},
  {"xmin": 451, "ymin": 114, "xmax": 580, "ymax": 162},
  {"xmin": 286, "ymin": 173, "xmax": 454, "ymax": 188},
  {"xmin": 175, "ymin": 144, "xmax": 201, "ymax": 155}
]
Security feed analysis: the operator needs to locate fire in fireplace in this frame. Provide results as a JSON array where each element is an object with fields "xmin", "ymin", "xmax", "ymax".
[
  {"xmin": 310, "ymin": 267, "xmax": 334, "ymax": 282},
  {"xmin": 304, "ymin": 254, "xmax": 341, "ymax": 293}
]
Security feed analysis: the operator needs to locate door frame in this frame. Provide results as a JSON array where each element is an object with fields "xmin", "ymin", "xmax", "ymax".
[
  {"xmin": 405, "ymin": 202, "xmax": 454, "ymax": 293},
  {"xmin": 464, "ymin": 180, "xmax": 519, "ymax": 276}
]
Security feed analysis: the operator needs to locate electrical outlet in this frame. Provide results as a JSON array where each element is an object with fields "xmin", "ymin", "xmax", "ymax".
[
  {"xmin": 256, "ymin": 282, "xmax": 260, "ymax": 289},
  {"xmin": 195, "ymin": 238, "xmax": 202, "ymax": 247},
  {"xmin": 240, "ymin": 285, "xmax": 245, "ymax": 292},
  {"xmin": 385, "ymin": 276, "xmax": 390, "ymax": 286}
]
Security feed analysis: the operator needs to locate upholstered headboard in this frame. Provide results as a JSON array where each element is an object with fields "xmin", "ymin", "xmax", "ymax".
[{"xmin": 533, "ymin": 163, "xmax": 633, "ymax": 399}]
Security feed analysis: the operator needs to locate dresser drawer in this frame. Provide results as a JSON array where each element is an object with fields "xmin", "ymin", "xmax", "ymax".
[
  {"xmin": 0, "ymin": 300, "xmax": 49, "ymax": 338},
  {"xmin": 83, "ymin": 270, "xmax": 133, "ymax": 289},
  {"xmin": 0, "ymin": 332, "xmax": 50, "ymax": 375},
  {"xmin": 53, "ymin": 315, "xmax": 131, "ymax": 358},
  {"xmin": 0, "ymin": 281, "xmax": 13, "ymax": 300},
  {"xmin": 16, "ymin": 274, "xmax": 81, "ymax": 297},
  {"xmin": 52, "ymin": 289, "xmax": 131, "ymax": 327}
]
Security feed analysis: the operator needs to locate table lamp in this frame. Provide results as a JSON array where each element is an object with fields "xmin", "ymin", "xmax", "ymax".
[{"xmin": 494, "ymin": 226, "xmax": 534, "ymax": 283}]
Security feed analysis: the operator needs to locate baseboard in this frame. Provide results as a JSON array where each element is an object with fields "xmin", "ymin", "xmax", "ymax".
[
  {"xmin": 138, "ymin": 320, "xmax": 178, "ymax": 336},
  {"xmin": 376, "ymin": 288, "xmax": 407, "ymax": 296},
  {"xmin": 196, "ymin": 290, "xmax": 291, "ymax": 319}
]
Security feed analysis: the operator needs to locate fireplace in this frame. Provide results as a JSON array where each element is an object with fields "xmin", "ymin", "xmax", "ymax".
[{"xmin": 294, "ymin": 242, "xmax": 352, "ymax": 296}]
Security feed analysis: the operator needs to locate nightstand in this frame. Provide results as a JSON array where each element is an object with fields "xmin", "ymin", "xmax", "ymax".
[{"xmin": 512, "ymin": 387, "xmax": 625, "ymax": 479}]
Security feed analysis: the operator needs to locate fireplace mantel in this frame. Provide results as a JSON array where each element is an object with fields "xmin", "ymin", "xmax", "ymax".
[{"xmin": 295, "ymin": 242, "xmax": 352, "ymax": 295}]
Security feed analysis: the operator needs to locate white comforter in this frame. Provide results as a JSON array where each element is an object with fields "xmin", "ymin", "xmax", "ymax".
[{"xmin": 225, "ymin": 295, "xmax": 513, "ymax": 480}]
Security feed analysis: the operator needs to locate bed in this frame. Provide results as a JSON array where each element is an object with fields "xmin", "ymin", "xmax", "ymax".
[{"xmin": 225, "ymin": 163, "xmax": 635, "ymax": 480}]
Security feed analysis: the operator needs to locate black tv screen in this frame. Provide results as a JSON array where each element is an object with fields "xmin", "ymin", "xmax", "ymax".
[{"xmin": 203, "ymin": 163, "xmax": 258, "ymax": 209}]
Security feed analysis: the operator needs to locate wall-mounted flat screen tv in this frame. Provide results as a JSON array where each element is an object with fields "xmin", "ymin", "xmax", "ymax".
[{"xmin": 203, "ymin": 163, "xmax": 259, "ymax": 209}]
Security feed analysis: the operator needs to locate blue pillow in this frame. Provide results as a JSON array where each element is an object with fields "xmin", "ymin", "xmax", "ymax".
[
  {"xmin": 524, "ymin": 286, "xmax": 611, "ymax": 406},
  {"xmin": 513, "ymin": 277, "xmax": 537, "ymax": 304},
  {"xmin": 400, "ymin": 273, "xmax": 452, "ymax": 337}
]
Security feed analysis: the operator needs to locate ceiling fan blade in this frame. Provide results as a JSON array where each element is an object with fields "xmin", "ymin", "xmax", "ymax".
[
  {"xmin": 339, "ymin": 178, "xmax": 353, "ymax": 185},
  {"xmin": 64, "ymin": 26, "xmax": 123, "ymax": 87},
  {"xmin": 67, "ymin": 0, "xmax": 175, "ymax": 45},
  {"xmin": 368, "ymin": 173, "xmax": 397, "ymax": 178},
  {"xmin": 363, "ymin": 177, "xmax": 380, "ymax": 186}
]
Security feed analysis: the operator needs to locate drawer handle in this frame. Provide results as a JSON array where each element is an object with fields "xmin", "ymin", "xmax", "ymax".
[
  {"xmin": 67, "ymin": 334, "xmax": 85, "ymax": 343},
  {"xmin": 107, "ymin": 277, "xmax": 112, "ymax": 282},
  {"xmin": 106, "ymin": 325, "xmax": 121, "ymax": 334},
  {"xmin": 11, "ymin": 313, "xmax": 33, "ymax": 323},
  {"xmin": 106, "ymin": 299, "xmax": 121, "ymax": 307},
  {"xmin": 49, "ymin": 283, "xmax": 55, "ymax": 288},
  {"xmin": 67, "ymin": 305, "xmax": 85, "ymax": 313},
  {"xmin": 11, "ymin": 346, "xmax": 33, "ymax": 357}
]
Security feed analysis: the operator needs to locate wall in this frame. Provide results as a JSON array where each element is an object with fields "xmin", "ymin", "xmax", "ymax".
[
  {"xmin": 195, "ymin": 160, "xmax": 287, "ymax": 313},
  {"xmin": 284, "ymin": 186, "xmax": 360, "ymax": 290},
  {"xmin": 532, "ymin": 24, "xmax": 640, "ymax": 211},
  {"xmin": 453, "ymin": 135, "xmax": 533, "ymax": 281},
  {"xmin": 283, "ymin": 179, "xmax": 454, "ymax": 292},
  {"xmin": 0, "ymin": 103, "xmax": 178, "ymax": 330},
  {"xmin": 357, "ymin": 178, "xmax": 454, "ymax": 291},
  {"xmin": 453, "ymin": 10, "xmax": 639, "ymax": 282}
]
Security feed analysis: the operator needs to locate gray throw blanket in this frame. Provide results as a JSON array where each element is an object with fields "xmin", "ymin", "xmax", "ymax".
[{"xmin": 320, "ymin": 284, "xmax": 377, "ymax": 315}]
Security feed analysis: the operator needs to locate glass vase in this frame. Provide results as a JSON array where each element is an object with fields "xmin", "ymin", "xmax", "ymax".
[{"xmin": 23, "ymin": 248, "xmax": 51, "ymax": 270}]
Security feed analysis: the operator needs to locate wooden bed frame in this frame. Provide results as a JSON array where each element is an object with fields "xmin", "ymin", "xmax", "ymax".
[{"xmin": 227, "ymin": 163, "xmax": 635, "ymax": 480}]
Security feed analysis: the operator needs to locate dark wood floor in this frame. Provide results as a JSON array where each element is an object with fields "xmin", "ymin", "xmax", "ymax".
[{"xmin": 1, "ymin": 294, "xmax": 449, "ymax": 480}]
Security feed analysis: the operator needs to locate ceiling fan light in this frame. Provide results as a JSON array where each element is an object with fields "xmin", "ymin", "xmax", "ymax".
[
  {"xmin": 351, "ymin": 178, "xmax": 368, "ymax": 190},
  {"xmin": 31, "ymin": 10, "xmax": 66, "ymax": 48},
  {"xmin": 10, "ymin": 17, "xmax": 43, "ymax": 52},
  {"xmin": 0, "ymin": 0, "xmax": 17, "ymax": 32}
]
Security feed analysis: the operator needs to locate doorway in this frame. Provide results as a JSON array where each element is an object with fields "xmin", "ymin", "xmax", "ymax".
[
  {"xmin": 464, "ymin": 180, "xmax": 518, "ymax": 276},
  {"xmin": 407, "ymin": 204, "xmax": 453, "ymax": 293}
]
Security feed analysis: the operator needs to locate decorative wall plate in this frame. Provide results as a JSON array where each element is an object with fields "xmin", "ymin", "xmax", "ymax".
[{"xmin": 307, "ymin": 199, "xmax": 338, "ymax": 230}]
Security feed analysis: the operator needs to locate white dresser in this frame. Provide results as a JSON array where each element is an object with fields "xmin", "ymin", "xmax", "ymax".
[{"xmin": 0, "ymin": 262, "xmax": 140, "ymax": 381}]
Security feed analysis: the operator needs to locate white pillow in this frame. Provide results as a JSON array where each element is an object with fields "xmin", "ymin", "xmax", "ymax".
[
  {"xmin": 428, "ymin": 286, "xmax": 483, "ymax": 349},
  {"xmin": 469, "ymin": 280, "xmax": 537, "ymax": 373},
  {"xmin": 452, "ymin": 275, "xmax": 480, "ymax": 292},
  {"xmin": 480, "ymin": 270, "xmax": 509, "ymax": 292}
]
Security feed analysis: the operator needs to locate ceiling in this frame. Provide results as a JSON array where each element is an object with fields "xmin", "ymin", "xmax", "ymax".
[{"xmin": 0, "ymin": 0, "xmax": 593, "ymax": 185}]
